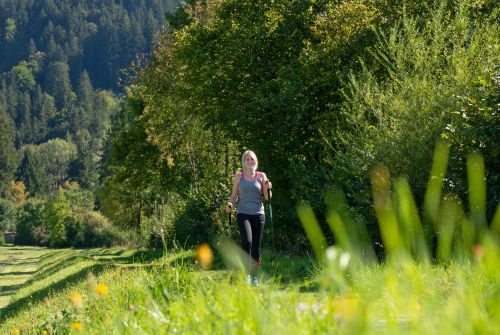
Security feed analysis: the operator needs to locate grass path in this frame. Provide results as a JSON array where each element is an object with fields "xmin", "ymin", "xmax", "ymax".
[{"xmin": 0, "ymin": 246, "xmax": 48, "ymax": 311}]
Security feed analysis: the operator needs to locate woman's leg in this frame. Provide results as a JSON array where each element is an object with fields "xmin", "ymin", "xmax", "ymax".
[
  {"xmin": 237, "ymin": 214, "xmax": 252, "ymax": 271},
  {"xmin": 249, "ymin": 214, "xmax": 265, "ymax": 277}
]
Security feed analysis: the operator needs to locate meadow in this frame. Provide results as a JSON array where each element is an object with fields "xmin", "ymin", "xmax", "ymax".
[
  {"xmin": 0, "ymin": 242, "xmax": 498, "ymax": 334},
  {"xmin": 1, "ymin": 143, "xmax": 499, "ymax": 334}
]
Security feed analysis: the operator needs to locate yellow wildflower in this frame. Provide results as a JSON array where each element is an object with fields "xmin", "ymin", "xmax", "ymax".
[
  {"xmin": 71, "ymin": 321, "xmax": 83, "ymax": 331},
  {"xmin": 333, "ymin": 296, "xmax": 359, "ymax": 319},
  {"xmin": 94, "ymin": 282, "xmax": 109, "ymax": 297},
  {"xmin": 11, "ymin": 328, "xmax": 20, "ymax": 335},
  {"xmin": 196, "ymin": 243, "xmax": 214, "ymax": 269},
  {"xmin": 69, "ymin": 292, "xmax": 83, "ymax": 308}
]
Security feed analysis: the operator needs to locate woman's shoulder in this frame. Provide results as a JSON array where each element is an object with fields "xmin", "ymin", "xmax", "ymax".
[
  {"xmin": 234, "ymin": 171, "xmax": 243, "ymax": 180},
  {"xmin": 257, "ymin": 171, "xmax": 267, "ymax": 179}
]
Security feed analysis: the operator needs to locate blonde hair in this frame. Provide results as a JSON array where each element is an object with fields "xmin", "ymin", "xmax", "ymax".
[{"xmin": 241, "ymin": 150, "xmax": 258, "ymax": 171}]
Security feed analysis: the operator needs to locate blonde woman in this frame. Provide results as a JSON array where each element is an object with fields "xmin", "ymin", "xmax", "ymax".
[{"xmin": 226, "ymin": 150, "xmax": 272, "ymax": 286}]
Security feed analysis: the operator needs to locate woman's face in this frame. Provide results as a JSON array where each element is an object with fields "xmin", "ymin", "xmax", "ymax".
[{"xmin": 244, "ymin": 154, "xmax": 257, "ymax": 170}]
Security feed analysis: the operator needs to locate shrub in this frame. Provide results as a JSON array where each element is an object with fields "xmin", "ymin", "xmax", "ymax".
[
  {"xmin": 69, "ymin": 209, "xmax": 130, "ymax": 247},
  {"xmin": 330, "ymin": 1, "xmax": 499, "ymax": 236},
  {"xmin": 0, "ymin": 198, "xmax": 17, "ymax": 232},
  {"xmin": 15, "ymin": 199, "xmax": 49, "ymax": 246}
]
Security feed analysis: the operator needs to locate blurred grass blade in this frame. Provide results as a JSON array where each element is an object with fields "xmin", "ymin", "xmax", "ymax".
[
  {"xmin": 297, "ymin": 202, "xmax": 327, "ymax": 264},
  {"xmin": 424, "ymin": 140, "xmax": 450, "ymax": 226},
  {"xmin": 325, "ymin": 189, "xmax": 352, "ymax": 252},
  {"xmin": 395, "ymin": 178, "xmax": 429, "ymax": 263},
  {"xmin": 325, "ymin": 189, "xmax": 375, "ymax": 263},
  {"xmin": 371, "ymin": 166, "xmax": 404, "ymax": 259},
  {"xmin": 467, "ymin": 153, "xmax": 487, "ymax": 238},
  {"xmin": 455, "ymin": 216, "xmax": 474, "ymax": 261},
  {"xmin": 437, "ymin": 198, "xmax": 460, "ymax": 262},
  {"xmin": 218, "ymin": 239, "xmax": 253, "ymax": 275}
]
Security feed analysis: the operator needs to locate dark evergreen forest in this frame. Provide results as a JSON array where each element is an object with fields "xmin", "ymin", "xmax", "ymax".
[{"xmin": 0, "ymin": 0, "xmax": 179, "ymax": 191}]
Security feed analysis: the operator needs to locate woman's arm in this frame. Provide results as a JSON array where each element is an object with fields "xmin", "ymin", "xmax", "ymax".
[
  {"xmin": 261, "ymin": 172, "xmax": 272, "ymax": 201},
  {"xmin": 226, "ymin": 172, "xmax": 240, "ymax": 213}
]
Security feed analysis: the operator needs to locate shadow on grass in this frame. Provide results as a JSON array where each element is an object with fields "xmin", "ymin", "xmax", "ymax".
[
  {"xmin": 0, "ymin": 270, "xmax": 36, "ymax": 277},
  {"xmin": 0, "ymin": 248, "xmax": 165, "ymax": 322},
  {"xmin": 0, "ymin": 284, "xmax": 25, "ymax": 297},
  {"xmin": 0, "ymin": 263, "xmax": 108, "ymax": 322},
  {"xmin": 25, "ymin": 255, "xmax": 89, "ymax": 285},
  {"xmin": 0, "ymin": 258, "xmax": 39, "ymax": 266}
]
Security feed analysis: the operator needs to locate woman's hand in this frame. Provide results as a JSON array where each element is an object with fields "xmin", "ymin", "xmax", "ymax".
[
  {"xmin": 265, "ymin": 180, "xmax": 272, "ymax": 201},
  {"xmin": 265, "ymin": 180, "xmax": 272, "ymax": 190},
  {"xmin": 226, "ymin": 202, "xmax": 233, "ymax": 213}
]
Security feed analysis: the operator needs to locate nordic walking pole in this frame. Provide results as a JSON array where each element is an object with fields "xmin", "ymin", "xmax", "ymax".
[
  {"xmin": 266, "ymin": 181, "xmax": 274, "ymax": 250},
  {"xmin": 228, "ymin": 203, "xmax": 233, "ymax": 236}
]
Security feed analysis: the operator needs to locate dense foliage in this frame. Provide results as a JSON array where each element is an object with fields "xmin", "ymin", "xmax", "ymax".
[
  {"xmin": 0, "ymin": 0, "xmax": 179, "ymax": 247},
  {"xmin": 1, "ymin": 0, "xmax": 498, "ymax": 252},
  {"xmin": 100, "ymin": 0, "xmax": 498, "ymax": 251}
]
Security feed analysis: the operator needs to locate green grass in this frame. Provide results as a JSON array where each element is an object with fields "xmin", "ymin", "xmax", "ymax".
[
  {"xmin": 1, "ymin": 145, "xmax": 499, "ymax": 334},
  {"xmin": 0, "ymin": 246, "xmax": 47, "ymax": 311},
  {"xmin": 0, "ymin": 243, "xmax": 499, "ymax": 335}
]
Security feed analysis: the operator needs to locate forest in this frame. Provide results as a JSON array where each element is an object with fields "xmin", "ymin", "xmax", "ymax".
[{"xmin": 0, "ymin": 0, "xmax": 498, "ymax": 253}]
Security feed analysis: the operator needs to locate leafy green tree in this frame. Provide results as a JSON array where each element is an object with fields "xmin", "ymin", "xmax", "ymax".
[
  {"xmin": 99, "ymin": 93, "xmax": 164, "ymax": 227},
  {"xmin": 11, "ymin": 63, "xmax": 35, "ymax": 91},
  {"xmin": 4, "ymin": 17, "xmax": 16, "ymax": 42},
  {"xmin": 15, "ymin": 198, "xmax": 49, "ymax": 246},
  {"xmin": 37, "ymin": 138, "xmax": 77, "ymax": 192},
  {"xmin": 0, "ymin": 198, "xmax": 16, "ymax": 232},
  {"xmin": 47, "ymin": 189, "xmax": 70, "ymax": 247},
  {"xmin": 330, "ymin": 0, "xmax": 500, "ymax": 231}
]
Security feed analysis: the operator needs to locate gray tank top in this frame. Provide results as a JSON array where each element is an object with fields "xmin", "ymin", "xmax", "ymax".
[{"xmin": 237, "ymin": 172, "xmax": 265, "ymax": 215}]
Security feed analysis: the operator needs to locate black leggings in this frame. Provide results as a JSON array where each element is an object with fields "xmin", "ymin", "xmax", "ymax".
[{"xmin": 237, "ymin": 213, "xmax": 265, "ymax": 275}]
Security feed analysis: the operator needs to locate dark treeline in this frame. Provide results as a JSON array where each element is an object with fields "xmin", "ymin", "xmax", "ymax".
[
  {"xmin": 0, "ymin": 0, "xmax": 180, "ymax": 247},
  {"xmin": 0, "ymin": 0, "xmax": 179, "ymax": 90},
  {"xmin": 101, "ymin": 0, "xmax": 499, "ymax": 252}
]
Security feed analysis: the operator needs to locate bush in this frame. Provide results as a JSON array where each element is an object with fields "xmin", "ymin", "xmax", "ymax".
[
  {"xmin": 330, "ymin": 1, "xmax": 500, "ymax": 235},
  {"xmin": 0, "ymin": 198, "xmax": 17, "ymax": 232},
  {"xmin": 66, "ymin": 209, "xmax": 130, "ymax": 247},
  {"xmin": 15, "ymin": 199, "xmax": 49, "ymax": 246}
]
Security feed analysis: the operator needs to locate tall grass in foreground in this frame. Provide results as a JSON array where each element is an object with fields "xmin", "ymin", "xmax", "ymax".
[
  {"xmin": 298, "ymin": 139, "xmax": 500, "ymax": 331},
  {"xmin": 2, "ymin": 140, "xmax": 499, "ymax": 334}
]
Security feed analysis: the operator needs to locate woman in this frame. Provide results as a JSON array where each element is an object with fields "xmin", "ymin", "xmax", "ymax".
[{"xmin": 226, "ymin": 150, "xmax": 272, "ymax": 286}]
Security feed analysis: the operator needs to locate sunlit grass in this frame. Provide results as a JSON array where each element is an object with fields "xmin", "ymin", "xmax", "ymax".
[
  {"xmin": 1, "ymin": 244, "xmax": 499, "ymax": 334},
  {"xmin": 1, "ymin": 141, "xmax": 499, "ymax": 334}
]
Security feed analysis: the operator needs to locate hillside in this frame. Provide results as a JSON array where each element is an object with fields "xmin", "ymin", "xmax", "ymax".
[{"xmin": 0, "ymin": 0, "xmax": 180, "ymax": 196}]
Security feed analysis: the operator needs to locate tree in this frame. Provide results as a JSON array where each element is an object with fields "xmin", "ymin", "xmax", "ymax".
[
  {"xmin": 0, "ymin": 108, "xmax": 17, "ymax": 194},
  {"xmin": 16, "ymin": 145, "xmax": 47, "ymax": 196},
  {"xmin": 8, "ymin": 180, "xmax": 28, "ymax": 205},
  {"xmin": 43, "ymin": 61, "xmax": 73, "ymax": 110},
  {"xmin": 12, "ymin": 63, "xmax": 36, "ymax": 91},
  {"xmin": 32, "ymin": 85, "xmax": 56, "ymax": 143},
  {"xmin": 37, "ymin": 138, "xmax": 77, "ymax": 192}
]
